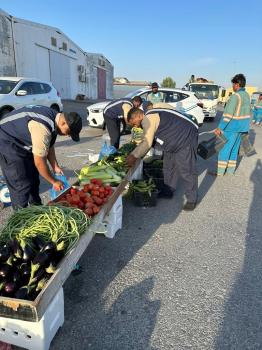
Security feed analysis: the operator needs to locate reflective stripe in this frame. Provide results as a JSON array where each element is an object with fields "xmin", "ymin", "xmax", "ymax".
[
  {"xmin": 146, "ymin": 108, "xmax": 198, "ymax": 129},
  {"xmin": 232, "ymin": 115, "xmax": 250, "ymax": 120},
  {"xmin": 235, "ymin": 93, "xmax": 242, "ymax": 116},
  {"xmin": 0, "ymin": 112, "xmax": 55, "ymax": 131},
  {"xmin": 104, "ymin": 100, "xmax": 132, "ymax": 114},
  {"xmin": 223, "ymin": 113, "xmax": 233, "ymax": 118}
]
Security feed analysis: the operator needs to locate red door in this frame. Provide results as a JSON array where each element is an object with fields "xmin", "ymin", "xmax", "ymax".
[{"xmin": 97, "ymin": 68, "xmax": 106, "ymax": 99}]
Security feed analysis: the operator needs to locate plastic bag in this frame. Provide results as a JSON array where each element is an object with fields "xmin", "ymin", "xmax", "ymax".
[
  {"xmin": 98, "ymin": 141, "xmax": 117, "ymax": 160},
  {"xmin": 197, "ymin": 134, "xmax": 227, "ymax": 160},
  {"xmin": 49, "ymin": 174, "xmax": 70, "ymax": 200}
]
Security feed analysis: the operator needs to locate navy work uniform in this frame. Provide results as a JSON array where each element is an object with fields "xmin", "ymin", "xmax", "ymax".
[
  {"xmin": 103, "ymin": 98, "xmax": 133, "ymax": 149},
  {"xmin": 0, "ymin": 106, "xmax": 58, "ymax": 209},
  {"xmin": 131, "ymin": 108, "xmax": 199, "ymax": 203}
]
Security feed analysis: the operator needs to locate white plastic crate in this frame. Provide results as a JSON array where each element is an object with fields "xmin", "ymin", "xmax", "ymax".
[
  {"xmin": 96, "ymin": 196, "xmax": 123, "ymax": 238},
  {"xmin": 130, "ymin": 161, "xmax": 143, "ymax": 181},
  {"xmin": 0, "ymin": 288, "xmax": 64, "ymax": 350}
]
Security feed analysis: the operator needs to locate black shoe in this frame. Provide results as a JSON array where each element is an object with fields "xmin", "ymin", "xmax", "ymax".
[
  {"xmin": 183, "ymin": 202, "xmax": 196, "ymax": 211},
  {"xmin": 158, "ymin": 190, "xmax": 173, "ymax": 199}
]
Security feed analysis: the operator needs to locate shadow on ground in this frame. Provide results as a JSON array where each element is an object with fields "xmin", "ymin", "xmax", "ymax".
[{"xmin": 215, "ymin": 159, "xmax": 262, "ymax": 349}]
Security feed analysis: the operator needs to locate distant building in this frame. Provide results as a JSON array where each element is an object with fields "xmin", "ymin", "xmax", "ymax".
[{"xmin": 0, "ymin": 9, "xmax": 113, "ymax": 99}]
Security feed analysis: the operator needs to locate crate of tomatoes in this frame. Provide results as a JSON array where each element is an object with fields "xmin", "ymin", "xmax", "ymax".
[{"xmin": 57, "ymin": 179, "xmax": 113, "ymax": 218}]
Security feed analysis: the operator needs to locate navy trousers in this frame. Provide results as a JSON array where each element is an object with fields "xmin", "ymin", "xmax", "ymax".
[
  {"xmin": 103, "ymin": 114, "xmax": 121, "ymax": 149},
  {"xmin": 0, "ymin": 151, "xmax": 42, "ymax": 210},
  {"xmin": 163, "ymin": 141, "xmax": 198, "ymax": 203}
]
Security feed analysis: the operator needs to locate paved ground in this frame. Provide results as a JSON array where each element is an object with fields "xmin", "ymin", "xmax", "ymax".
[{"xmin": 1, "ymin": 104, "xmax": 262, "ymax": 349}]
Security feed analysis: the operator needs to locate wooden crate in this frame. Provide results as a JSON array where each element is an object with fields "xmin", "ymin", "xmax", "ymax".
[{"xmin": 0, "ymin": 160, "xmax": 141, "ymax": 322}]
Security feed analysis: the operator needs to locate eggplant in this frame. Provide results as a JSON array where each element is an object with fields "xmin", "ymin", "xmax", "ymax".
[
  {"xmin": 29, "ymin": 267, "xmax": 46, "ymax": 285},
  {"xmin": 12, "ymin": 256, "xmax": 23, "ymax": 267},
  {"xmin": 14, "ymin": 285, "xmax": 35, "ymax": 300},
  {"xmin": 12, "ymin": 270, "xmax": 22, "ymax": 285},
  {"xmin": 41, "ymin": 242, "xmax": 57, "ymax": 254},
  {"xmin": 20, "ymin": 264, "xmax": 31, "ymax": 284},
  {"xmin": 33, "ymin": 251, "xmax": 52, "ymax": 267},
  {"xmin": 22, "ymin": 244, "xmax": 35, "ymax": 262},
  {"xmin": 0, "ymin": 264, "xmax": 12, "ymax": 279},
  {"xmin": 53, "ymin": 250, "xmax": 65, "ymax": 264},
  {"xmin": 32, "ymin": 236, "xmax": 46, "ymax": 251},
  {"xmin": 0, "ymin": 245, "xmax": 11, "ymax": 262},
  {"xmin": 4, "ymin": 282, "xmax": 17, "ymax": 295},
  {"xmin": 9, "ymin": 239, "xmax": 22, "ymax": 259},
  {"xmin": 14, "ymin": 287, "xmax": 29, "ymax": 300}
]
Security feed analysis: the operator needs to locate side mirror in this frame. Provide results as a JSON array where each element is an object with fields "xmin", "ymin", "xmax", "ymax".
[
  {"xmin": 16, "ymin": 90, "xmax": 27, "ymax": 96},
  {"xmin": 221, "ymin": 89, "xmax": 226, "ymax": 98}
]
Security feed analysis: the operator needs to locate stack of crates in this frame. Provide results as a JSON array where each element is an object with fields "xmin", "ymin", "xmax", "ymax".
[
  {"xmin": 96, "ymin": 196, "xmax": 123, "ymax": 239},
  {"xmin": 0, "ymin": 288, "xmax": 64, "ymax": 350}
]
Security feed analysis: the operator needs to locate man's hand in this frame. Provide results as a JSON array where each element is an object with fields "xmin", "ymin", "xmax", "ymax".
[
  {"xmin": 214, "ymin": 128, "xmax": 222, "ymax": 136},
  {"xmin": 126, "ymin": 154, "xmax": 138, "ymax": 168},
  {"xmin": 53, "ymin": 180, "xmax": 64, "ymax": 191},
  {"xmin": 53, "ymin": 164, "xmax": 63, "ymax": 175}
]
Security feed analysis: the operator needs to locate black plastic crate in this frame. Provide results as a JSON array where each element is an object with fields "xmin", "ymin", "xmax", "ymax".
[
  {"xmin": 133, "ymin": 190, "xmax": 158, "ymax": 207},
  {"xmin": 143, "ymin": 168, "xmax": 164, "ymax": 191}
]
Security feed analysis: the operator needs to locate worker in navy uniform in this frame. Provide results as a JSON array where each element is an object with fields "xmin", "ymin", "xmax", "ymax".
[
  {"xmin": 126, "ymin": 107, "xmax": 199, "ymax": 211},
  {"xmin": 103, "ymin": 96, "xmax": 142, "ymax": 149},
  {"xmin": 0, "ymin": 105, "xmax": 82, "ymax": 209}
]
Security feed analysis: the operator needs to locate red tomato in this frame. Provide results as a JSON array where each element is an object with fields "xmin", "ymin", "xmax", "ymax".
[
  {"xmin": 104, "ymin": 185, "xmax": 112, "ymax": 191},
  {"xmin": 93, "ymin": 197, "xmax": 103, "ymax": 206},
  {"xmin": 95, "ymin": 179, "xmax": 103, "ymax": 187},
  {"xmin": 92, "ymin": 205, "xmax": 100, "ymax": 214},
  {"xmin": 90, "ymin": 179, "xmax": 97, "ymax": 184},
  {"xmin": 78, "ymin": 191, "xmax": 86, "ymax": 199},
  {"xmin": 88, "ymin": 184, "xmax": 94, "ymax": 191},
  {"xmin": 70, "ymin": 188, "xmax": 77, "ymax": 195},
  {"xmin": 91, "ymin": 190, "xmax": 100, "ymax": 197},
  {"xmin": 93, "ymin": 185, "xmax": 100, "ymax": 191},
  {"xmin": 78, "ymin": 202, "xmax": 85, "ymax": 209},
  {"xmin": 83, "ymin": 184, "xmax": 90, "ymax": 193},
  {"xmin": 85, "ymin": 208, "xmax": 94, "ymax": 216},
  {"xmin": 99, "ymin": 193, "xmax": 105, "ymax": 199},
  {"xmin": 85, "ymin": 202, "xmax": 94, "ymax": 209},
  {"xmin": 71, "ymin": 194, "xmax": 80, "ymax": 205},
  {"xmin": 99, "ymin": 187, "xmax": 105, "ymax": 193}
]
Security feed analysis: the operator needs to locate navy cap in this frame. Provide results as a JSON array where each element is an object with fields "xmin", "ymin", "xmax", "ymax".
[{"xmin": 64, "ymin": 112, "xmax": 82, "ymax": 142}]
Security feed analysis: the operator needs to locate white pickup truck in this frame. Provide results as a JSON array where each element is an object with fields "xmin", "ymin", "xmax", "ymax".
[{"xmin": 186, "ymin": 82, "xmax": 220, "ymax": 120}]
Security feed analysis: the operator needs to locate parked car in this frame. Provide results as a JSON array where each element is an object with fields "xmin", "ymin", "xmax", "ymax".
[
  {"xmin": 87, "ymin": 88, "xmax": 205, "ymax": 129},
  {"xmin": 0, "ymin": 77, "xmax": 63, "ymax": 118}
]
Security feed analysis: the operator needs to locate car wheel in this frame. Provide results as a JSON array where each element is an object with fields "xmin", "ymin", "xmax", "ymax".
[
  {"xmin": 0, "ymin": 108, "xmax": 12, "ymax": 119},
  {"xmin": 50, "ymin": 104, "xmax": 60, "ymax": 112}
]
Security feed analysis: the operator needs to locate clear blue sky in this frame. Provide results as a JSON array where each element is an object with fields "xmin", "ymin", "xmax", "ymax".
[{"xmin": 1, "ymin": 0, "xmax": 262, "ymax": 88}]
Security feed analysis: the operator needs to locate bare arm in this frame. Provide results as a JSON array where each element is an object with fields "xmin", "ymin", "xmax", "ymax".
[
  {"xmin": 33, "ymin": 155, "xmax": 64, "ymax": 190},
  {"xmin": 33, "ymin": 155, "xmax": 56, "ymax": 185}
]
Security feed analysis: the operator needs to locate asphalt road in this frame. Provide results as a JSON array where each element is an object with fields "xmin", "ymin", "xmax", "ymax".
[{"xmin": 1, "ymin": 104, "xmax": 262, "ymax": 350}]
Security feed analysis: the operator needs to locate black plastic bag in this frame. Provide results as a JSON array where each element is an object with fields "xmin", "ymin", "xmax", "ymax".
[
  {"xmin": 197, "ymin": 134, "xmax": 227, "ymax": 160},
  {"xmin": 239, "ymin": 133, "xmax": 256, "ymax": 157}
]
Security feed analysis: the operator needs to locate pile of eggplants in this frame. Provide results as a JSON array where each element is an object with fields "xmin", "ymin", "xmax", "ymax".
[{"xmin": 0, "ymin": 237, "xmax": 65, "ymax": 300}]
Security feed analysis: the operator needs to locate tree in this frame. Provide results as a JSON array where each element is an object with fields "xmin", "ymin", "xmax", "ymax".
[{"xmin": 161, "ymin": 77, "xmax": 176, "ymax": 88}]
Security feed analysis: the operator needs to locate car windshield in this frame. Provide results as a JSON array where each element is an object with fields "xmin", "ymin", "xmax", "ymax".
[
  {"xmin": 0, "ymin": 80, "xmax": 18, "ymax": 94},
  {"xmin": 125, "ymin": 89, "xmax": 145, "ymax": 98},
  {"xmin": 189, "ymin": 84, "xmax": 219, "ymax": 100}
]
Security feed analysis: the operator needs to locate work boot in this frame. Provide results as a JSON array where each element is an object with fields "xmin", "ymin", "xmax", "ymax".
[
  {"xmin": 183, "ymin": 201, "xmax": 196, "ymax": 211},
  {"xmin": 158, "ymin": 184, "xmax": 174, "ymax": 198}
]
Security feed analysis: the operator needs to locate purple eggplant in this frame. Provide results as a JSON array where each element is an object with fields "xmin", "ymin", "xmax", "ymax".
[
  {"xmin": 20, "ymin": 263, "xmax": 31, "ymax": 284},
  {"xmin": 0, "ymin": 245, "xmax": 11, "ymax": 262},
  {"xmin": 12, "ymin": 270, "xmax": 22, "ymax": 285},
  {"xmin": 0, "ymin": 264, "xmax": 12, "ymax": 279},
  {"xmin": 4, "ymin": 282, "xmax": 17, "ymax": 295},
  {"xmin": 41, "ymin": 242, "xmax": 57, "ymax": 254},
  {"xmin": 14, "ymin": 285, "xmax": 35, "ymax": 300},
  {"xmin": 9, "ymin": 239, "xmax": 22, "ymax": 259},
  {"xmin": 22, "ymin": 244, "xmax": 35, "ymax": 262},
  {"xmin": 32, "ymin": 236, "xmax": 46, "ymax": 251},
  {"xmin": 32, "ymin": 251, "xmax": 52, "ymax": 267}
]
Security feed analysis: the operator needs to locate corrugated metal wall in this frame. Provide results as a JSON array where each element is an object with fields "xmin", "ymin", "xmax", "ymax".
[{"xmin": 0, "ymin": 12, "xmax": 16, "ymax": 76}]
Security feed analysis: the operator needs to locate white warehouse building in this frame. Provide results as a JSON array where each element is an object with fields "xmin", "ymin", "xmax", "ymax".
[{"xmin": 0, "ymin": 9, "xmax": 113, "ymax": 99}]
